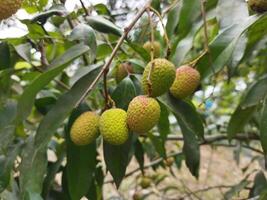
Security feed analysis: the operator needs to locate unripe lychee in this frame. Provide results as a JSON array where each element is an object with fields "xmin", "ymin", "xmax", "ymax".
[
  {"xmin": 142, "ymin": 58, "xmax": 176, "ymax": 97},
  {"xmin": 143, "ymin": 41, "xmax": 161, "ymax": 58},
  {"xmin": 0, "ymin": 0, "xmax": 23, "ymax": 21},
  {"xmin": 115, "ymin": 62, "xmax": 133, "ymax": 83},
  {"xmin": 70, "ymin": 112, "xmax": 100, "ymax": 145},
  {"xmin": 99, "ymin": 108, "xmax": 129, "ymax": 145},
  {"xmin": 127, "ymin": 96, "xmax": 160, "ymax": 134},
  {"xmin": 140, "ymin": 176, "xmax": 151, "ymax": 189},
  {"xmin": 248, "ymin": 0, "xmax": 267, "ymax": 13},
  {"xmin": 164, "ymin": 157, "xmax": 175, "ymax": 167},
  {"xmin": 170, "ymin": 65, "xmax": 200, "ymax": 99}
]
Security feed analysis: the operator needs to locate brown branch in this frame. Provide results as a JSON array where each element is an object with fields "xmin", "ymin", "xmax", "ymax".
[
  {"xmin": 76, "ymin": 0, "xmax": 152, "ymax": 106},
  {"xmin": 104, "ymin": 151, "xmax": 182, "ymax": 184},
  {"xmin": 79, "ymin": 0, "xmax": 89, "ymax": 16}
]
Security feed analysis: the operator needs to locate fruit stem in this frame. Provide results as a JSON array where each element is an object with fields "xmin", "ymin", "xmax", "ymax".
[
  {"xmin": 149, "ymin": 6, "xmax": 171, "ymax": 59},
  {"xmin": 146, "ymin": 8, "xmax": 155, "ymax": 97}
]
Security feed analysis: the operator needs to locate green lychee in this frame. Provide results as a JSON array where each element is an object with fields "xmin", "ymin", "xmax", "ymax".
[
  {"xmin": 99, "ymin": 108, "xmax": 129, "ymax": 145},
  {"xmin": 143, "ymin": 41, "xmax": 161, "ymax": 58},
  {"xmin": 127, "ymin": 96, "xmax": 160, "ymax": 134},
  {"xmin": 140, "ymin": 176, "xmax": 151, "ymax": 189},
  {"xmin": 115, "ymin": 62, "xmax": 133, "ymax": 83},
  {"xmin": 0, "ymin": 0, "xmax": 23, "ymax": 21},
  {"xmin": 248, "ymin": 0, "xmax": 267, "ymax": 13},
  {"xmin": 170, "ymin": 65, "xmax": 200, "ymax": 99},
  {"xmin": 70, "ymin": 112, "xmax": 100, "ymax": 145},
  {"xmin": 142, "ymin": 58, "xmax": 176, "ymax": 97}
]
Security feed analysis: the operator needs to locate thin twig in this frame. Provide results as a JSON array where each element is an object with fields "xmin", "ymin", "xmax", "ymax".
[
  {"xmin": 104, "ymin": 151, "xmax": 182, "ymax": 184},
  {"xmin": 79, "ymin": 0, "xmax": 89, "ymax": 16},
  {"xmin": 149, "ymin": 6, "xmax": 171, "ymax": 58},
  {"xmin": 76, "ymin": 1, "xmax": 152, "ymax": 106},
  {"xmin": 146, "ymin": 8, "xmax": 155, "ymax": 96}
]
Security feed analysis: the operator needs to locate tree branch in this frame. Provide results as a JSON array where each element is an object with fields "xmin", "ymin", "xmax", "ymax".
[{"xmin": 76, "ymin": 0, "xmax": 152, "ymax": 106}]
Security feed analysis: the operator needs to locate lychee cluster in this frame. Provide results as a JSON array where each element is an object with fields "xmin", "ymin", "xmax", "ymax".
[{"xmin": 70, "ymin": 42, "xmax": 201, "ymax": 146}]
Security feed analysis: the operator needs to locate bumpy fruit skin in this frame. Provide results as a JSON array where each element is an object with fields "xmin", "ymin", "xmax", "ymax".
[
  {"xmin": 0, "ymin": 0, "xmax": 23, "ymax": 21},
  {"xmin": 143, "ymin": 41, "xmax": 161, "ymax": 58},
  {"xmin": 115, "ymin": 62, "xmax": 133, "ymax": 83},
  {"xmin": 142, "ymin": 58, "xmax": 176, "ymax": 97},
  {"xmin": 99, "ymin": 108, "xmax": 129, "ymax": 145},
  {"xmin": 127, "ymin": 96, "xmax": 160, "ymax": 134},
  {"xmin": 170, "ymin": 65, "xmax": 200, "ymax": 99},
  {"xmin": 70, "ymin": 112, "xmax": 100, "ymax": 146},
  {"xmin": 248, "ymin": 0, "xmax": 267, "ymax": 13}
]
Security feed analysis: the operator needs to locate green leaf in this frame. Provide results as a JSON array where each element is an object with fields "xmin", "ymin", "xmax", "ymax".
[
  {"xmin": 160, "ymin": 94, "xmax": 201, "ymax": 177},
  {"xmin": 166, "ymin": 3, "xmax": 181, "ymax": 38},
  {"xmin": 0, "ymin": 101, "xmax": 17, "ymax": 152},
  {"xmin": 111, "ymin": 77, "xmax": 136, "ymax": 110},
  {"xmin": 34, "ymin": 66, "xmax": 101, "ymax": 148},
  {"xmin": 126, "ymin": 42, "xmax": 150, "ymax": 62},
  {"xmin": 225, "ymin": 179, "xmax": 250, "ymax": 200},
  {"xmin": 260, "ymin": 98, "xmax": 267, "ymax": 167},
  {"xmin": 0, "ymin": 42, "xmax": 11, "ymax": 70},
  {"xmin": 23, "ymin": 0, "xmax": 49, "ymax": 13},
  {"xmin": 103, "ymin": 134, "xmax": 135, "ymax": 188},
  {"xmin": 134, "ymin": 139, "xmax": 144, "ymax": 173},
  {"xmin": 14, "ymin": 43, "xmax": 32, "ymax": 63},
  {"xmin": 249, "ymin": 171, "xmax": 267, "ymax": 198},
  {"xmin": 158, "ymin": 102, "xmax": 170, "ymax": 141},
  {"xmin": 148, "ymin": 132, "xmax": 166, "ymax": 158},
  {"xmin": 16, "ymin": 44, "xmax": 90, "ymax": 122},
  {"xmin": 197, "ymin": 14, "xmax": 267, "ymax": 79},
  {"xmin": 0, "ymin": 143, "xmax": 22, "ymax": 193},
  {"xmin": 227, "ymin": 105, "xmax": 256, "ymax": 139},
  {"xmin": 160, "ymin": 94, "xmax": 204, "ymax": 139},
  {"xmin": 19, "ymin": 137, "xmax": 47, "ymax": 200},
  {"xmin": 86, "ymin": 16, "xmax": 122, "ymax": 36},
  {"xmin": 68, "ymin": 24, "xmax": 97, "ymax": 62},
  {"xmin": 241, "ymin": 75, "xmax": 267, "ymax": 108},
  {"xmin": 66, "ymin": 105, "xmax": 97, "ymax": 200},
  {"xmin": 176, "ymin": 0, "xmax": 201, "ymax": 39}
]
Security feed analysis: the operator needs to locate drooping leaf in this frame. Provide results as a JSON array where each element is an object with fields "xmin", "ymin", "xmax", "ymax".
[
  {"xmin": 134, "ymin": 139, "xmax": 144, "ymax": 173},
  {"xmin": 166, "ymin": 3, "xmax": 181, "ymax": 38},
  {"xmin": 160, "ymin": 94, "xmax": 201, "ymax": 177},
  {"xmin": 225, "ymin": 179, "xmax": 250, "ymax": 200},
  {"xmin": 103, "ymin": 133, "xmax": 135, "ymax": 188},
  {"xmin": 19, "ymin": 137, "xmax": 47, "ymax": 200},
  {"xmin": 86, "ymin": 16, "xmax": 122, "ymax": 36},
  {"xmin": 158, "ymin": 102, "xmax": 170, "ymax": 141},
  {"xmin": 160, "ymin": 94, "xmax": 204, "ymax": 139},
  {"xmin": 16, "ymin": 44, "xmax": 90, "ymax": 122},
  {"xmin": 65, "ymin": 105, "xmax": 97, "ymax": 200},
  {"xmin": 249, "ymin": 171, "xmax": 267, "ymax": 198},
  {"xmin": 0, "ymin": 143, "xmax": 22, "ymax": 193},
  {"xmin": 227, "ymin": 105, "xmax": 256, "ymax": 139},
  {"xmin": 34, "ymin": 66, "xmax": 101, "ymax": 148},
  {"xmin": 148, "ymin": 132, "xmax": 166, "ymax": 158},
  {"xmin": 68, "ymin": 24, "xmax": 97, "ymax": 62},
  {"xmin": 197, "ymin": 14, "xmax": 267, "ymax": 79},
  {"xmin": 111, "ymin": 77, "xmax": 136, "ymax": 110},
  {"xmin": 241, "ymin": 75, "xmax": 267, "ymax": 108}
]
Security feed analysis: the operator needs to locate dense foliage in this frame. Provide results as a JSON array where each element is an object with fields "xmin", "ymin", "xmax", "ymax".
[{"xmin": 1, "ymin": 0, "xmax": 267, "ymax": 199}]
